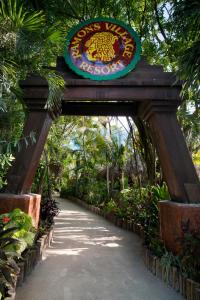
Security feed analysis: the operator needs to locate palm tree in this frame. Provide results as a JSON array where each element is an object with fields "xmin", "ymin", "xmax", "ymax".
[{"xmin": 0, "ymin": 0, "xmax": 65, "ymax": 113}]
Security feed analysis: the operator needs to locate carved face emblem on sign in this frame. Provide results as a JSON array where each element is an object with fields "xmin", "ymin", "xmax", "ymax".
[
  {"xmin": 64, "ymin": 18, "xmax": 141, "ymax": 80},
  {"xmin": 85, "ymin": 32, "xmax": 118, "ymax": 62}
]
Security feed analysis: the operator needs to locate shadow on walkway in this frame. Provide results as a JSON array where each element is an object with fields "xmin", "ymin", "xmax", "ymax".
[{"xmin": 16, "ymin": 198, "xmax": 183, "ymax": 300}]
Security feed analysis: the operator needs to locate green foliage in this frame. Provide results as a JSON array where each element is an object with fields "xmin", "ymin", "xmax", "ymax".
[
  {"xmin": 178, "ymin": 226, "xmax": 200, "ymax": 282},
  {"xmin": 0, "ymin": 0, "xmax": 45, "ymax": 32},
  {"xmin": 100, "ymin": 183, "xmax": 169, "ymax": 257},
  {"xmin": 0, "ymin": 209, "xmax": 36, "ymax": 255},
  {"xmin": 0, "ymin": 154, "xmax": 14, "ymax": 189},
  {"xmin": 104, "ymin": 199, "xmax": 118, "ymax": 214},
  {"xmin": 0, "ymin": 131, "xmax": 36, "ymax": 155},
  {"xmin": 0, "ymin": 0, "xmax": 65, "ymax": 114},
  {"xmin": 159, "ymin": 228, "xmax": 200, "ymax": 284},
  {"xmin": 0, "ymin": 0, "xmax": 199, "ymax": 288},
  {"xmin": 172, "ymin": 0, "xmax": 200, "ymax": 88},
  {"xmin": 60, "ymin": 183, "xmax": 76, "ymax": 199},
  {"xmin": 40, "ymin": 198, "xmax": 60, "ymax": 228},
  {"xmin": 0, "ymin": 226, "xmax": 20, "ymax": 299},
  {"xmin": 160, "ymin": 251, "xmax": 181, "ymax": 282}
]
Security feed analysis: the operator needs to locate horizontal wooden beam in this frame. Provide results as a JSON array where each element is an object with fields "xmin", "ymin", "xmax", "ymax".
[
  {"xmin": 62, "ymin": 86, "xmax": 181, "ymax": 102},
  {"xmin": 21, "ymin": 72, "xmax": 180, "ymax": 87},
  {"xmin": 23, "ymin": 86, "xmax": 181, "ymax": 102},
  {"xmin": 61, "ymin": 102, "xmax": 136, "ymax": 116},
  {"xmin": 20, "ymin": 57, "xmax": 182, "ymax": 89}
]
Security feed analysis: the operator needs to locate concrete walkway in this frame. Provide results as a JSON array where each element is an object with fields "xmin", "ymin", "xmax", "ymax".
[{"xmin": 16, "ymin": 198, "xmax": 183, "ymax": 300}]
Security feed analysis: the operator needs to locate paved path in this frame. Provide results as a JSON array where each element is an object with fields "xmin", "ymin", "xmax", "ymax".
[{"xmin": 16, "ymin": 198, "xmax": 183, "ymax": 300}]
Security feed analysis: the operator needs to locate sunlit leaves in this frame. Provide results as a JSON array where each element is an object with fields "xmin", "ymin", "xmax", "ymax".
[{"xmin": 0, "ymin": 0, "xmax": 45, "ymax": 32}]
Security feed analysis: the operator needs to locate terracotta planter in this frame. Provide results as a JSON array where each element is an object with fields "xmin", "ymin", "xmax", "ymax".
[{"xmin": 159, "ymin": 201, "xmax": 200, "ymax": 254}]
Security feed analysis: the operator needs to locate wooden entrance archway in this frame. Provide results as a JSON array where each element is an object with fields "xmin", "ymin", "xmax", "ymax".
[{"xmin": 5, "ymin": 56, "xmax": 200, "ymax": 203}]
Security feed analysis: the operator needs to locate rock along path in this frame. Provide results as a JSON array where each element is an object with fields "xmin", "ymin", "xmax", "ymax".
[{"xmin": 16, "ymin": 198, "xmax": 183, "ymax": 300}]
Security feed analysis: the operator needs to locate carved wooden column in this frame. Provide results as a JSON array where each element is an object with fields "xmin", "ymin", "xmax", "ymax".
[
  {"xmin": 139, "ymin": 100, "xmax": 200, "ymax": 253},
  {"xmin": 5, "ymin": 111, "xmax": 53, "ymax": 194},
  {"xmin": 0, "ymin": 76, "xmax": 60, "ymax": 227},
  {"xmin": 0, "ymin": 109, "xmax": 53, "ymax": 227},
  {"xmin": 139, "ymin": 100, "xmax": 200, "ymax": 203}
]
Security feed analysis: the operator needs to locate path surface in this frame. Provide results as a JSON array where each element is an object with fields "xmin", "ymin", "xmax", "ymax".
[{"xmin": 16, "ymin": 198, "xmax": 183, "ymax": 300}]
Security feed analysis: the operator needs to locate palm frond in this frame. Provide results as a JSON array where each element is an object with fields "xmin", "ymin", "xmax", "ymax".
[
  {"xmin": 0, "ymin": 59, "xmax": 18, "ymax": 80},
  {"xmin": 46, "ymin": 23, "xmax": 64, "ymax": 44},
  {"xmin": 0, "ymin": 0, "xmax": 45, "ymax": 32},
  {"xmin": 22, "ymin": 10, "xmax": 45, "ymax": 31},
  {"xmin": 42, "ymin": 71, "xmax": 65, "ymax": 112}
]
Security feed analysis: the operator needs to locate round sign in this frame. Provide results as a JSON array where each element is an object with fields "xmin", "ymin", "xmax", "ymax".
[{"xmin": 64, "ymin": 18, "xmax": 141, "ymax": 80}]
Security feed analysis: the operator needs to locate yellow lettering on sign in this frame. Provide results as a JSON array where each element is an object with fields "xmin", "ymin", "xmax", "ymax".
[
  {"xmin": 105, "ymin": 23, "xmax": 118, "ymax": 32},
  {"xmin": 123, "ymin": 38, "xmax": 135, "ymax": 58},
  {"xmin": 77, "ymin": 30, "xmax": 86, "ymax": 38},
  {"xmin": 71, "ymin": 49, "xmax": 81, "ymax": 59},
  {"xmin": 93, "ymin": 23, "xmax": 101, "ymax": 30},
  {"xmin": 105, "ymin": 23, "xmax": 127, "ymax": 38},
  {"xmin": 115, "ymin": 27, "xmax": 127, "ymax": 37},
  {"xmin": 84, "ymin": 25, "xmax": 95, "ymax": 33},
  {"xmin": 84, "ymin": 23, "xmax": 101, "ymax": 33}
]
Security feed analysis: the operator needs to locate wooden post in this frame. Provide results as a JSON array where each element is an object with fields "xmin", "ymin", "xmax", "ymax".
[
  {"xmin": 5, "ymin": 111, "xmax": 53, "ymax": 194},
  {"xmin": 139, "ymin": 100, "xmax": 200, "ymax": 203}
]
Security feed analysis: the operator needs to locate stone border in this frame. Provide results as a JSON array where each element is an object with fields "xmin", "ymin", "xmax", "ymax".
[
  {"xmin": 69, "ymin": 196, "xmax": 200, "ymax": 300},
  {"xmin": 5, "ymin": 227, "xmax": 53, "ymax": 300}
]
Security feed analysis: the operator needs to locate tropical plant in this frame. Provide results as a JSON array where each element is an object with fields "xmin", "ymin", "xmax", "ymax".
[
  {"xmin": 40, "ymin": 198, "xmax": 60, "ymax": 228},
  {"xmin": 0, "ymin": 0, "xmax": 65, "ymax": 112},
  {"xmin": 0, "ymin": 209, "xmax": 36, "ymax": 255},
  {"xmin": 178, "ymin": 222, "xmax": 200, "ymax": 282},
  {"xmin": 0, "ymin": 226, "xmax": 20, "ymax": 299},
  {"xmin": 160, "ymin": 251, "xmax": 180, "ymax": 281},
  {"xmin": 0, "ymin": 154, "xmax": 14, "ymax": 189}
]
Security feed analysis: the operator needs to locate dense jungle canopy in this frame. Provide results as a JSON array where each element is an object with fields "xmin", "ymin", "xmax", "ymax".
[
  {"xmin": 1, "ymin": 1, "xmax": 200, "ymax": 292},
  {"xmin": 0, "ymin": 0, "xmax": 200, "ymax": 193}
]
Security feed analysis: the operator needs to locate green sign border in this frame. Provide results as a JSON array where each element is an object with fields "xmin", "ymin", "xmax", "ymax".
[{"xmin": 64, "ymin": 17, "xmax": 141, "ymax": 81}]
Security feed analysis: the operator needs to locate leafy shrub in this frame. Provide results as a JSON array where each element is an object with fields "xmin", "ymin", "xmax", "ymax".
[
  {"xmin": 160, "ymin": 251, "xmax": 180, "ymax": 281},
  {"xmin": 0, "ymin": 154, "xmax": 14, "ymax": 189},
  {"xmin": 159, "ymin": 228, "xmax": 200, "ymax": 284},
  {"xmin": 102, "ymin": 184, "xmax": 169, "ymax": 256},
  {"xmin": 60, "ymin": 184, "xmax": 76, "ymax": 198},
  {"xmin": 0, "ymin": 209, "xmax": 36, "ymax": 298},
  {"xmin": 0, "ymin": 209, "xmax": 36, "ymax": 255},
  {"xmin": 83, "ymin": 180, "xmax": 107, "ymax": 205},
  {"xmin": 61, "ymin": 178, "xmax": 108, "ymax": 206},
  {"xmin": 139, "ymin": 184, "xmax": 169, "ymax": 254},
  {"xmin": 0, "ymin": 227, "xmax": 20, "ymax": 299},
  {"xmin": 178, "ymin": 223, "xmax": 200, "ymax": 282},
  {"xmin": 40, "ymin": 198, "xmax": 60, "ymax": 228},
  {"xmin": 116, "ymin": 187, "xmax": 145, "ymax": 220},
  {"xmin": 104, "ymin": 199, "xmax": 118, "ymax": 214}
]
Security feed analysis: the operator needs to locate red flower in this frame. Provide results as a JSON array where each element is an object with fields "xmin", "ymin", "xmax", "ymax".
[{"xmin": 2, "ymin": 217, "xmax": 11, "ymax": 224}]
